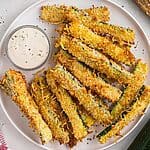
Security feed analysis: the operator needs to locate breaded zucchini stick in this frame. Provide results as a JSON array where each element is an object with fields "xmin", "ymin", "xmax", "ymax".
[
  {"xmin": 46, "ymin": 65, "xmax": 112, "ymax": 124},
  {"xmin": 78, "ymin": 107, "xmax": 95, "ymax": 128},
  {"xmin": 88, "ymin": 22, "xmax": 135, "ymax": 46},
  {"xmin": 0, "ymin": 70, "xmax": 52, "ymax": 144},
  {"xmin": 56, "ymin": 35, "xmax": 133, "ymax": 84},
  {"xmin": 34, "ymin": 81, "xmax": 78, "ymax": 147},
  {"xmin": 48, "ymin": 98, "xmax": 78, "ymax": 148},
  {"xmin": 30, "ymin": 76, "xmax": 69, "ymax": 144},
  {"xmin": 57, "ymin": 24, "xmax": 131, "ymax": 51},
  {"xmin": 48, "ymin": 86, "xmax": 95, "ymax": 147},
  {"xmin": 46, "ymin": 75, "xmax": 88, "ymax": 140},
  {"xmin": 111, "ymin": 60, "xmax": 148, "ymax": 120},
  {"xmin": 65, "ymin": 22, "xmax": 135, "ymax": 65},
  {"xmin": 40, "ymin": 5, "xmax": 110, "ymax": 24},
  {"xmin": 56, "ymin": 50, "xmax": 122, "ymax": 102},
  {"xmin": 84, "ymin": 6, "xmax": 110, "ymax": 22},
  {"xmin": 41, "ymin": 5, "xmax": 134, "ymax": 48},
  {"xmin": 40, "ymin": 5, "xmax": 67, "ymax": 24},
  {"xmin": 44, "ymin": 72, "xmax": 95, "ymax": 130},
  {"xmin": 97, "ymin": 86, "xmax": 150, "ymax": 143},
  {"xmin": 66, "ymin": 9, "xmax": 134, "ymax": 47}
]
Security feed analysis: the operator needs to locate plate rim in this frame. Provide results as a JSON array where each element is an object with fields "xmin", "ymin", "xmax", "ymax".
[{"xmin": 0, "ymin": 0, "xmax": 149, "ymax": 150}]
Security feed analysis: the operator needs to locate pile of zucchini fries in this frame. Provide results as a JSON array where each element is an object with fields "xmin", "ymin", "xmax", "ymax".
[{"xmin": 0, "ymin": 5, "xmax": 150, "ymax": 147}]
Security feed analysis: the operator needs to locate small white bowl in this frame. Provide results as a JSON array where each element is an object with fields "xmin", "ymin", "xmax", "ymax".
[{"xmin": 6, "ymin": 25, "xmax": 51, "ymax": 70}]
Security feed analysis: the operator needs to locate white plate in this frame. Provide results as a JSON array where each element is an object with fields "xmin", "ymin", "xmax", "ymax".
[{"xmin": 0, "ymin": 0, "xmax": 150, "ymax": 150}]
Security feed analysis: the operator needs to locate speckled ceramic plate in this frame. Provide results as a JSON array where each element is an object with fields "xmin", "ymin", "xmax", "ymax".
[{"xmin": 0, "ymin": 0, "xmax": 149, "ymax": 150}]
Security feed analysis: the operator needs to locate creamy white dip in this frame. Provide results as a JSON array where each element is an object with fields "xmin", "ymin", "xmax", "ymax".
[{"xmin": 7, "ymin": 26, "xmax": 50, "ymax": 70}]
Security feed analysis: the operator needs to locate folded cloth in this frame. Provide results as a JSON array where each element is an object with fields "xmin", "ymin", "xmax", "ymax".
[
  {"xmin": 0, "ymin": 124, "xmax": 7, "ymax": 150},
  {"xmin": 0, "ymin": 144, "xmax": 8, "ymax": 150}
]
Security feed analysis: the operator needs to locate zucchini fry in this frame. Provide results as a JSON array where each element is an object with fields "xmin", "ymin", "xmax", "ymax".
[
  {"xmin": 111, "ymin": 60, "xmax": 148, "ymax": 120},
  {"xmin": 98, "ymin": 86, "xmax": 150, "ymax": 143},
  {"xmin": 46, "ymin": 65, "xmax": 112, "ymax": 124},
  {"xmin": 0, "ymin": 70, "xmax": 52, "ymax": 144},
  {"xmin": 56, "ymin": 35, "xmax": 133, "ymax": 84},
  {"xmin": 84, "ymin": 6, "xmax": 110, "ymax": 22},
  {"xmin": 44, "ymin": 70, "xmax": 95, "ymax": 131},
  {"xmin": 56, "ymin": 50, "xmax": 122, "ymax": 102},
  {"xmin": 88, "ymin": 22, "xmax": 135, "ymax": 46},
  {"xmin": 33, "ymin": 79, "xmax": 78, "ymax": 147},
  {"xmin": 30, "ymin": 76, "xmax": 69, "ymax": 144},
  {"xmin": 46, "ymin": 75, "xmax": 87, "ymax": 140},
  {"xmin": 78, "ymin": 106, "xmax": 95, "ymax": 128},
  {"xmin": 57, "ymin": 23, "xmax": 131, "ymax": 51},
  {"xmin": 40, "ymin": 5, "xmax": 67, "ymax": 24},
  {"xmin": 41, "ymin": 5, "xmax": 134, "ymax": 47},
  {"xmin": 48, "ymin": 85, "xmax": 95, "ymax": 146},
  {"xmin": 47, "ymin": 97, "xmax": 78, "ymax": 148},
  {"xmin": 40, "ymin": 5, "xmax": 109, "ymax": 24},
  {"xmin": 65, "ymin": 22, "xmax": 135, "ymax": 65},
  {"xmin": 67, "ymin": 8, "xmax": 134, "ymax": 47}
]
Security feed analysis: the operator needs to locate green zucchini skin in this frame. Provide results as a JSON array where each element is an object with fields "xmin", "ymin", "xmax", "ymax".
[
  {"xmin": 0, "ymin": 70, "xmax": 53, "ymax": 144},
  {"xmin": 56, "ymin": 34, "xmax": 133, "ymax": 84},
  {"xmin": 111, "ymin": 60, "xmax": 148, "ymax": 120},
  {"xmin": 97, "ymin": 86, "xmax": 150, "ymax": 144},
  {"xmin": 64, "ymin": 22, "xmax": 135, "ymax": 65},
  {"xmin": 47, "ymin": 64, "xmax": 112, "ymax": 124},
  {"xmin": 96, "ymin": 124, "xmax": 113, "ymax": 138},
  {"xmin": 30, "ymin": 76, "xmax": 70, "ymax": 144},
  {"xmin": 46, "ymin": 74, "xmax": 88, "ymax": 140},
  {"xmin": 56, "ymin": 50, "xmax": 122, "ymax": 102}
]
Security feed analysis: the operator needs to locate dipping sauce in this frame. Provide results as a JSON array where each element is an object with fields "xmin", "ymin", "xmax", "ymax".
[{"xmin": 7, "ymin": 26, "xmax": 50, "ymax": 70}]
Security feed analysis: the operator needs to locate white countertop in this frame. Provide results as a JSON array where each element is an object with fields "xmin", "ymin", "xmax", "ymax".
[{"xmin": 0, "ymin": 0, "xmax": 150, "ymax": 150}]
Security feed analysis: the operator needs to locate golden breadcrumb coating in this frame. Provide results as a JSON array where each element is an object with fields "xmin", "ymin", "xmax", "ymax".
[
  {"xmin": 99, "ymin": 86, "xmax": 150, "ymax": 143},
  {"xmin": 0, "ymin": 4, "xmax": 148, "ymax": 147},
  {"xmin": 64, "ymin": 22, "xmax": 135, "ymax": 65},
  {"xmin": 40, "ymin": 5, "xmax": 110, "ymax": 24},
  {"xmin": 46, "ymin": 65, "xmax": 112, "ymax": 124},
  {"xmin": 66, "ymin": 8, "xmax": 134, "ymax": 47},
  {"xmin": 84, "ymin": 6, "xmax": 110, "ymax": 22},
  {"xmin": 30, "ymin": 76, "xmax": 69, "ymax": 144},
  {"xmin": 78, "ymin": 106, "xmax": 95, "ymax": 128},
  {"xmin": 56, "ymin": 50, "xmax": 122, "ymax": 102},
  {"xmin": 56, "ymin": 35, "xmax": 133, "ymax": 84},
  {"xmin": 88, "ymin": 22, "xmax": 135, "ymax": 46},
  {"xmin": 135, "ymin": 0, "xmax": 150, "ymax": 16},
  {"xmin": 0, "ymin": 70, "xmax": 52, "ymax": 144},
  {"xmin": 46, "ymin": 75, "xmax": 87, "ymax": 140},
  {"xmin": 41, "ymin": 5, "xmax": 134, "ymax": 48},
  {"xmin": 111, "ymin": 60, "xmax": 148, "ymax": 119}
]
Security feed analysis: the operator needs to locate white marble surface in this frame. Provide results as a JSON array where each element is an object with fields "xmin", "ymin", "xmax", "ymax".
[{"xmin": 0, "ymin": 0, "xmax": 150, "ymax": 150}]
